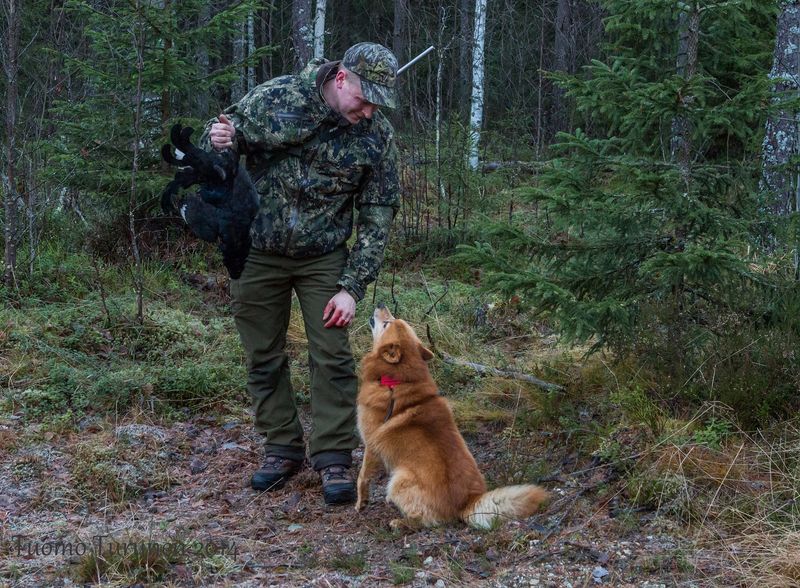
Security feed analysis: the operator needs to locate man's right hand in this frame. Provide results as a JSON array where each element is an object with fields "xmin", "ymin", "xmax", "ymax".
[{"xmin": 210, "ymin": 114, "xmax": 236, "ymax": 152}]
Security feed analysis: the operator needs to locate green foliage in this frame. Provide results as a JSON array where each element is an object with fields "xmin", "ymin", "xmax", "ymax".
[
  {"xmin": 2, "ymin": 252, "xmax": 244, "ymax": 419},
  {"xmin": 456, "ymin": 0, "xmax": 798, "ymax": 423},
  {"xmin": 611, "ymin": 385, "xmax": 665, "ymax": 437},
  {"xmin": 328, "ymin": 549, "xmax": 368, "ymax": 575},
  {"xmin": 36, "ymin": 0, "xmax": 270, "ymax": 255},
  {"xmin": 692, "ymin": 417, "xmax": 732, "ymax": 449}
]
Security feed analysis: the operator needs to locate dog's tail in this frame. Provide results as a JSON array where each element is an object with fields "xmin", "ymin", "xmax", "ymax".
[{"xmin": 461, "ymin": 485, "xmax": 549, "ymax": 529}]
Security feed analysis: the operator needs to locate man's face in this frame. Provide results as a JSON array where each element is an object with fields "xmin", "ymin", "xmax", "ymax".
[{"xmin": 335, "ymin": 70, "xmax": 380, "ymax": 124}]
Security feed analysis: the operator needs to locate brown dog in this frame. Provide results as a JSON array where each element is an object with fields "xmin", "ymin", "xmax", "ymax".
[{"xmin": 355, "ymin": 305, "xmax": 548, "ymax": 529}]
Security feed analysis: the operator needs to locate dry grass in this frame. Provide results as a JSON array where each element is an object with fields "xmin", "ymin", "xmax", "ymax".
[{"xmin": 605, "ymin": 402, "xmax": 800, "ymax": 587}]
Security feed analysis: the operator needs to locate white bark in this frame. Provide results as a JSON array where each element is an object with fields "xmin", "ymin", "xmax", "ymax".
[
  {"xmin": 761, "ymin": 0, "xmax": 800, "ymax": 217},
  {"xmin": 232, "ymin": 20, "xmax": 246, "ymax": 101},
  {"xmin": 313, "ymin": 0, "xmax": 327, "ymax": 59},
  {"xmin": 436, "ymin": 8, "xmax": 448, "ymax": 208},
  {"xmin": 247, "ymin": 10, "xmax": 256, "ymax": 91},
  {"xmin": 292, "ymin": 0, "xmax": 313, "ymax": 71},
  {"xmin": 468, "ymin": 0, "xmax": 488, "ymax": 171}
]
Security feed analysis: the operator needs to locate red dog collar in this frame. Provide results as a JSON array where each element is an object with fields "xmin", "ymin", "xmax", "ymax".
[{"xmin": 380, "ymin": 375, "xmax": 402, "ymax": 388}]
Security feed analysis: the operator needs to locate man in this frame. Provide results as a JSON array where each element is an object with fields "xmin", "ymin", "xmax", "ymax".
[{"xmin": 201, "ymin": 43, "xmax": 400, "ymax": 505}]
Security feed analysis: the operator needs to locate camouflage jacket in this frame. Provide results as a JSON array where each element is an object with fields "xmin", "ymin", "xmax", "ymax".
[{"xmin": 200, "ymin": 59, "xmax": 400, "ymax": 301}]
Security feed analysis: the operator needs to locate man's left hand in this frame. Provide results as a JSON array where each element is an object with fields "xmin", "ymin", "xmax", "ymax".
[{"xmin": 323, "ymin": 289, "xmax": 356, "ymax": 328}]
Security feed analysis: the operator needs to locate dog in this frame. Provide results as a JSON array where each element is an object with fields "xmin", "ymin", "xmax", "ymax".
[{"xmin": 355, "ymin": 304, "xmax": 549, "ymax": 529}]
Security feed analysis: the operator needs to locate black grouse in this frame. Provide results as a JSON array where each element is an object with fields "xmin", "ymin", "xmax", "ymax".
[{"xmin": 161, "ymin": 123, "xmax": 259, "ymax": 280}]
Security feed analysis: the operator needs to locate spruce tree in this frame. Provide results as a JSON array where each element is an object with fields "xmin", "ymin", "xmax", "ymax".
[
  {"xmin": 459, "ymin": 0, "xmax": 797, "ymax": 417},
  {"xmin": 41, "ymin": 0, "xmax": 268, "ymax": 221}
]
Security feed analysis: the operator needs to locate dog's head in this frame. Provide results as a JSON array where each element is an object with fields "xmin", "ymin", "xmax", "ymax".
[{"xmin": 368, "ymin": 305, "xmax": 434, "ymax": 368}]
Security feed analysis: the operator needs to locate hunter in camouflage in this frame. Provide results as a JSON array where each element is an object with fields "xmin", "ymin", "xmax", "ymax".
[
  {"xmin": 201, "ymin": 43, "xmax": 400, "ymax": 505},
  {"xmin": 200, "ymin": 48, "xmax": 400, "ymax": 301}
]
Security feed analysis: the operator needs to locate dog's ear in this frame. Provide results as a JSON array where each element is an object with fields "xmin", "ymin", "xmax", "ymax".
[
  {"xmin": 381, "ymin": 342, "xmax": 402, "ymax": 364},
  {"xmin": 419, "ymin": 344, "xmax": 434, "ymax": 362}
]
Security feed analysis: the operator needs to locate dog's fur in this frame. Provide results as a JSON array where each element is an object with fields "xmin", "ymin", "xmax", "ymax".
[{"xmin": 355, "ymin": 306, "xmax": 548, "ymax": 529}]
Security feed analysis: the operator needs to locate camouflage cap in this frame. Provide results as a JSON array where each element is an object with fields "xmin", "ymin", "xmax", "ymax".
[{"xmin": 342, "ymin": 42, "xmax": 398, "ymax": 109}]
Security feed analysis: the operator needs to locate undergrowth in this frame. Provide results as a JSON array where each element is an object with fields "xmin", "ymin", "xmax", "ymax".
[{"xmin": 2, "ymin": 241, "xmax": 799, "ymax": 586}]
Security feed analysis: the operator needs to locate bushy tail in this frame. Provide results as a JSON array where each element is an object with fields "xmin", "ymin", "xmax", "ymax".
[{"xmin": 461, "ymin": 485, "xmax": 549, "ymax": 529}]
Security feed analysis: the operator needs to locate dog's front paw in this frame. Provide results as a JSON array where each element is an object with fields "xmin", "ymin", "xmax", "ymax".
[{"xmin": 355, "ymin": 497, "xmax": 367, "ymax": 511}]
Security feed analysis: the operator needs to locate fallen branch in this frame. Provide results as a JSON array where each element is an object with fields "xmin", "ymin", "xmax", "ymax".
[
  {"xmin": 439, "ymin": 351, "xmax": 564, "ymax": 393},
  {"xmin": 425, "ymin": 325, "xmax": 564, "ymax": 393}
]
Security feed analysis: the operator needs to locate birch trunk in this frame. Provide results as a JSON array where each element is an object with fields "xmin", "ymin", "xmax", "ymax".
[
  {"xmin": 247, "ymin": 10, "xmax": 256, "ymax": 90},
  {"xmin": 232, "ymin": 18, "xmax": 246, "ymax": 101},
  {"xmin": 292, "ymin": 0, "xmax": 312, "ymax": 71},
  {"xmin": 435, "ymin": 7, "xmax": 447, "ymax": 222},
  {"xmin": 313, "ymin": 0, "xmax": 326, "ymax": 59},
  {"xmin": 761, "ymin": 0, "xmax": 800, "ymax": 217},
  {"xmin": 468, "ymin": 0, "xmax": 488, "ymax": 172}
]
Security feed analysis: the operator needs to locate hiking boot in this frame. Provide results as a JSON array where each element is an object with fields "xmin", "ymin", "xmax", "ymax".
[
  {"xmin": 320, "ymin": 464, "xmax": 355, "ymax": 505},
  {"xmin": 251, "ymin": 456, "xmax": 301, "ymax": 491}
]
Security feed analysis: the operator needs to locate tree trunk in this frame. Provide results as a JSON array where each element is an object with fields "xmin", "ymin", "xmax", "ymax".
[
  {"xmin": 468, "ymin": 0, "xmax": 488, "ymax": 172},
  {"xmin": 551, "ymin": 0, "xmax": 573, "ymax": 135},
  {"xmin": 292, "ymin": 0, "xmax": 312, "ymax": 72},
  {"xmin": 389, "ymin": 0, "xmax": 408, "ymax": 129},
  {"xmin": 761, "ymin": 0, "xmax": 800, "ymax": 217},
  {"xmin": 3, "ymin": 0, "xmax": 21, "ymax": 288},
  {"xmin": 313, "ymin": 0, "xmax": 327, "ymax": 59},
  {"xmin": 670, "ymin": 3, "xmax": 700, "ymax": 187},
  {"xmin": 247, "ymin": 9, "xmax": 256, "ymax": 90},
  {"xmin": 195, "ymin": 1, "xmax": 210, "ymax": 114},
  {"xmin": 161, "ymin": 0, "xmax": 171, "ymax": 129},
  {"xmin": 231, "ymin": 16, "xmax": 246, "ymax": 101},
  {"xmin": 458, "ymin": 0, "xmax": 471, "ymax": 113},
  {"xmin": 435, "ymin": 7, "xmax": 447, "ymax": 225},
  {"xmin": 393, "ymin": 0, "xmax": 408, "ymax": 64},
  {"xmin": 130, "ymin": 0, "xmax": 145, "ymax": 323}
]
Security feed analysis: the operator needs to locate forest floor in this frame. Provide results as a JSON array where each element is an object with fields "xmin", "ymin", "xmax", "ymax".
[
  {"xmin": 1, "ymin": 405, "xmax": 706, "ymax": 587},
  {"xmin": 0, "ymin": 266, "xmax": 788, "ymax": 587}
]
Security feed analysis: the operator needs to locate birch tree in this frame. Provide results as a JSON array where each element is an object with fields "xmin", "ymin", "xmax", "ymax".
[
  {"xmin": 468, "ymin": 0, "xmax": 488, "ymax": 171},
  {"xmin": 232, "ymin": 18, "xmax": 246, "ymax": 101},
  {"xmin": 247, "ymin": 10, "xmax": 256, "ymax": 90},
  {"xmin": 761, "ymin": 0, "xmax": 800, "ymax": 217},
  {"xmin": 313, "ymin": 0, "xmax": 327, "ymax": 59},
  {"xmin": 292, "ymin": 0, "xmax": 312, "ymax": 71}
]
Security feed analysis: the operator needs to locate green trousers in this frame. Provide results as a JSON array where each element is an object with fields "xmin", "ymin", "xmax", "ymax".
[{"xmin": 230, "ymin": 246, "xmax": 357, "ymax": 470}]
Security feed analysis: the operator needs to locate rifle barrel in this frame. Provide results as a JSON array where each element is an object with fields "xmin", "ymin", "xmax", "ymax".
[{"xmin": 397, "ymin": 46, "xmax": 435, "ymax": 75}]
